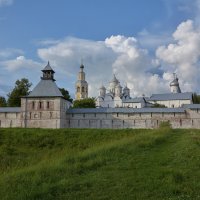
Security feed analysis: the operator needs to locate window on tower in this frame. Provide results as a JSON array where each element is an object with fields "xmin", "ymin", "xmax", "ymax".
[
  {"xmin": 82, "ymin": 87, "xmax": 85, "ymax": 92},
  {"xmin": 39, "ymin": 101, "xmax": 42, "ymax": 109},
  {"xmin": 77, "ymin": 87, "xmax": 80, "ymax": 92},
  {"xmin": 32, "ymin": 101, "xmax": 35, "ymax": 109},
  {"xmin": 47, "ymin": 101, "xmax": 50, "ymax": 109}
]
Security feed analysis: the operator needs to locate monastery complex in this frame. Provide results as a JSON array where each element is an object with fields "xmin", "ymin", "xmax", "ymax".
[{"xmin": 0, "ymin": 62, "xmax": 200, "ymax": 129}]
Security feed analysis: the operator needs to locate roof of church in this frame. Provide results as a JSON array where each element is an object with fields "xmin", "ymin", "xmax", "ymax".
[
  {"xmin": 80, "ymin": 64, "xmax": 84, "ymax": 69},
  {"xmin": 67, "ymin": 107, "xmax": 186, "ymax": 114},
  {"xmin": 170, "ymin": 78, "xmax": 179, "ymax": 86},
  {"xmin": 149, "ymin": 92, "xmax": 193, "ymax": 101},
  {"xmin": 122, "ymin": 97, "xmax": 147, "ymax": 103},
  {"xmin": 170, "ymin": 73, "xmax": 179, "ymax": 87},
  {"xmin": 110, "ymin": 74, "xmax": 119, "ymax": 83},
  {"xmin": 0, "ymin": 107, "xmax": 21, "ymax": 113},
  {"xmin": 28, "ymin": 79, "xmax": 63, "ymax": 97},
  {"xmin": 123, "ymin": 85, "xmax": 130, "ymax": 90},
  {"xmin": 183, "ymin": 104, "xmax": 200, "ymax": 109}
]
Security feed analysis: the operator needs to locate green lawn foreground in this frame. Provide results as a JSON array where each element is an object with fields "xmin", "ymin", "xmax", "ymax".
[{"xmin": 0, "ymin": 127, "xmax": 200, "ymax": 200}]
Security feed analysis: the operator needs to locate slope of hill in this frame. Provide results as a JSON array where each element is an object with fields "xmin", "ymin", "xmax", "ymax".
[{"xmin": 0, "ymin": 127, "xmax": 200, "ymax": 200}]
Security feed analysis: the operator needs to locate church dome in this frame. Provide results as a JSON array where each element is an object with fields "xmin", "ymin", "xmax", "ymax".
[
  {"xmin": 115, "ymin": 83, "xmax": 122, "ymax": 88},
  {"xmin": 109, "ymin": 74, "xmax": 119, "ymax": 93},
  {"xmin": 123, "ymin": 85, "xmax": 130, "ymax": 97},
  {"xmin": 99, "ymin": 85, "xmax": 106, "ymax": 90},
  {"xmin": 170, "ymin": 73, "xmax": 181, "ymax": 93},
  {"xmin": 99, "ymin": 84, "xmax": 106, "ymax": 97},
  {"xmin": 170, "ymin": 78, "xmax": 179, "ymax": 86},
  {"xmin": 123, "ymin": 85, "xmax": 129, "ymax": 91}
]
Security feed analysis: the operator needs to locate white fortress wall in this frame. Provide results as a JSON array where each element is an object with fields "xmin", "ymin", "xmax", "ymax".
[{"xmin": 66, "ymin": 107, "xmax": 200, "ymax": 129}]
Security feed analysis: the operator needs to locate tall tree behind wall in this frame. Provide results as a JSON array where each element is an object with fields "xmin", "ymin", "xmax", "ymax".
[
  {"xmin": 192, "ymin": 93, "xmax": 200, "ymax": 104},
  {"xmin": 7, "ymin": 78, "xmax": 32, "ymax": 107},
  {"xmin": 73, "ymin": 98, "xmax": 96, "ymax": 108},
  {"xmin": 59, "ymin": 88, "xmax": 73, "ymax": 103},
  {"xmin": 0, "ymin": 96, "xmax": 7, "ymax": 107}
]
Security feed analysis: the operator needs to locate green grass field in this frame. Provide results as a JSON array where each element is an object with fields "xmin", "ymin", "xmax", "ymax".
[{"xmin": 0, "ymin": 126, "xmax": 200, "ymax": 200}]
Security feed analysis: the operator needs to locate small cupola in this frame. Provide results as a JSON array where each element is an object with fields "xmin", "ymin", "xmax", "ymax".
[
  {"xmin": 99, "ymin": 84, "xmax": 106, "ymax": 97},
  {"xmin": 41, "ymin": 61, "xmax": 55, "ymax": 81},
  {"xmin": 123, "ymin": 84, "xmax": 130, "ymax": 97},
  {"xmin": 170, "ymin": 73, "xmax": 181, "ymax": 93}
]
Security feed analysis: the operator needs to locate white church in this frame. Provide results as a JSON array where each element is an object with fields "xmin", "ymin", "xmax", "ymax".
[{"xmin": 95, "ymin": 73, "xmax": 193, "ymax": 108}]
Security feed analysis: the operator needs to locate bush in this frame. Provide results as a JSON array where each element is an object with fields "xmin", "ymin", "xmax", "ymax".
[{"xmin": 159, "ymin": 121, "xmax": 171, "ymax": 129}]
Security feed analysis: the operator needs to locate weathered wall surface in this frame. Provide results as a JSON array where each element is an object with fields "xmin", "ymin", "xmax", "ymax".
[
  {"xmin": 66, "ymin": 109, "xmax": 200, "ymax": 129},
  {"xmin": 1, "ymin": 107, "xmax": 200, "ymax": 129},
  {"xmin": 0, "ymin": 112, "xmax": 21, "ymax": 128},
  {"xmin": 20, "ymin": 97, "xmax": 70, "ymax": 129}
]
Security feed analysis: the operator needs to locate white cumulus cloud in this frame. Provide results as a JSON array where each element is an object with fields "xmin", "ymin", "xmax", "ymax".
[
  {"xmin": 1, "ymin": 55, "xmax": 41, "ymax": 71},
  {"xmin": 2, "ymin": 20, "xmax": 200, "ymax": 98},
  {"xmin": 156, "ymin": 19, "xmax": 200, "ymax": 92},
  {"xmin": 37, "ymin": 36, "xmax": 169, "ymax": 97}
]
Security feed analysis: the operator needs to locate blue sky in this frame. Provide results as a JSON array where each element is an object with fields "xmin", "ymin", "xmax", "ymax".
[{"xmin": 0, "ymin": 0, "xmax": 200, "ymax": 98}]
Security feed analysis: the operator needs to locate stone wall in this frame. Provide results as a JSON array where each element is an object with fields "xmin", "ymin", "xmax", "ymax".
[
  {"xmin": 1, "ymin": 106, "xmax": 200, "ymax": 129},
  {"xmin": 0, "ymin": 112, "xmax": 21, "ymax": 128},
  {"xmin": 66, "ymin": 109, "xmax": 200, "ymax": 129}
]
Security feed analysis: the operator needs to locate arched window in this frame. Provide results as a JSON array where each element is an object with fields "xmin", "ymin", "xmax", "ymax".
[
  {"xmin": 77, "ymin": 87, "xmax": 80, "ymax": 92},
  {"xmin": 82, "ymin": 87, "xmax": 85, "ymax": 92}
]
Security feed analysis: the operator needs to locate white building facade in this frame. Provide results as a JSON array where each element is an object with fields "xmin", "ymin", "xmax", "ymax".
[
  {"xmin": 96, "ymin": 73, "xmax": 193, "ymax": 108},
  {"xmin": 96, "ymin": 75, "xmax": 131, "ymax": 108}
]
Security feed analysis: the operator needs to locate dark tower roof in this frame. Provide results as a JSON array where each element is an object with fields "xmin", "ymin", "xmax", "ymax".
[
  {"xmin": 80, "ymin": 63, "xmax": 84, "ymax": 69},
  {"xmin": 42, "ymin": 61, "xmax": 55, "ymax": 72},
  {"xmin": 41, "ymin": 61, "xmax": 55, "ymax": 81},
  {"xmin": 28, "ymin": 62, "xmax": 63, "ymax": 97}
]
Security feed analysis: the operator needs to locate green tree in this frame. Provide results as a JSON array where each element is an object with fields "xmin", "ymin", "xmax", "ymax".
[
  {"xmin": 7, "ymin": 78, "xmax": 32, "ymax": 107},
  {"xmin": 73, "ymin": 98, "xmax": 96, "ymax": 108},
  {"xmin": 59, "ymin": 88, "xmax": 73, "ymax": 102},
  {"xmin": 192, "ymin": 93, "xmax": 200, "ymax": 104},
  {"xmin": 0, "ymin": 96, "xmax": 7, "ymax": 107},
  {"xmin": 151, "ymin": 103, "xmax": 166, "ymax": 108}
]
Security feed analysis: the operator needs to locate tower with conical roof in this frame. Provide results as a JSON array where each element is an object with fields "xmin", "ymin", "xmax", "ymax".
[
  {"xmin": 75, "ymin": 63, "xmax": 88, "ymax": 100},
  {"xmin": 21, "ymin": 61, "xmax": 71, "ymax": 128},
  {"xmin": 170, "ymin": 73, "xmax": 181, "ymax": 93}
]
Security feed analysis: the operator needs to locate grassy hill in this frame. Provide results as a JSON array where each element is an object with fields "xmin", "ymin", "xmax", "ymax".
[{"xmin": 0, "ymin": 127, "xmax": 200, "ymax": 200}]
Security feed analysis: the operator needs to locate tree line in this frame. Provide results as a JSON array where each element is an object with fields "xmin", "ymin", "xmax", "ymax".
[{"xmin": 0, "ymin": 78, "xmax": 96, "ymax": 108}]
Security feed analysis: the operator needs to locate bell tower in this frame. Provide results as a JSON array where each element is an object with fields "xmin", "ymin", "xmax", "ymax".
[{"xmin": 75, "ymin": 63, "xmax": 88, "ymax": 100}]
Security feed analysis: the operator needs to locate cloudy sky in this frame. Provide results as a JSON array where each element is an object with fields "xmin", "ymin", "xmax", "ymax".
[{"xmin": 1, "ymin": 0, "xmax": 200, "ymax": 98}]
